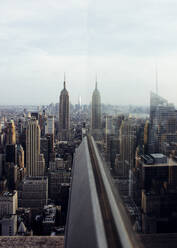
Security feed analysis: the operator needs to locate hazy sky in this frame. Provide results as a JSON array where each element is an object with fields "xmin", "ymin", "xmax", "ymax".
[{"xmin": 1, "ymin": 0, "xmax": 177, "ymax": 106}]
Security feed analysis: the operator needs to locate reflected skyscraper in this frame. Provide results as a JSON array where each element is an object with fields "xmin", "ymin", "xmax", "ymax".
[
  {"xmin": 149, "ymin": 92, "xmax": 177, "ymax": 153},
  {"xmin": 59, "ymin": 78, "xmax": 70, "ymax": 141},
  {"xmin": 91, "ymin": 81, "xmax": 101, "ymax": 135}
]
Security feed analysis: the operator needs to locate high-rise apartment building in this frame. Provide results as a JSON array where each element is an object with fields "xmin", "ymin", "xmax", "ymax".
[
  {"xmin": 59, "ymin": 80, "xmax": 70, "ymax": 141},
  {"xmin": 26, "ymin": 119, "xmax": 45, "ymax": 177}
]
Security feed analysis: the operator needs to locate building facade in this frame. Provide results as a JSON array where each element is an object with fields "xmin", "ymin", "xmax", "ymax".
[
  {"xmin": 0, "ymin": 215, "xmax": 17, "ymax": 236},
  {"xmin": 0, "ymin": 191, "xmax": 18, "ymax": 218},
  {"xmin": 149, "ymin": 92, "xmax": 177, "ymax": 153},
  {"xmin": 5, "ymin": 120, "xmax": 16, "ymax": 145},
  {"xmin": 19, "ymin": 177, "xmax": 48, "ymax": 209},
  {"xmin": 26, "ymin": 119, "xmax": 45, "ymax": 177},
  {"xmin": 46, "ymin": 116, "xmax": 54, "ymax": 135}
]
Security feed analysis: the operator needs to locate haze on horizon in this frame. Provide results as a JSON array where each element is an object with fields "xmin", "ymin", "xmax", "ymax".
[{"xmin": 1, "ymin": 0, "xmax": 177, "ymax": 106}]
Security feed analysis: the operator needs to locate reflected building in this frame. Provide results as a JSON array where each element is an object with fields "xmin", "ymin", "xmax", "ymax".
[
  {"xmin": 91, "ymin": 82, "xmax": 101, "ymax": 140},
  {"xmin": 137, "ymin": 154, "xmax": 177, "ymax": 233},
  {"xmin": 119, "ymin": 118, "xmax": 137, "ymax": 177},
  {"xmin": 149, "ymin": 92, "xmax": 177, "ymax": 153},
  {"xmin": 59, "ymin": 79, "xmax": 70, "ymax": 141},
  {"xmin": 105, "ymin": 116, "xmax": 119, "ymax": 168}
]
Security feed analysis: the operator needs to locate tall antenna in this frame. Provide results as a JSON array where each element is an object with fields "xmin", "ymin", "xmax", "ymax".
[
  {"xmin": 155, "ymin": 64, "xmax": 158, "ymax": 95},
  {"xmin": 64, "ymin": 72, "xmax": 66, "ymax": 89},
  {"xmin": 95, "ymin": 73, "xmax": 97, "ymax": 89}
]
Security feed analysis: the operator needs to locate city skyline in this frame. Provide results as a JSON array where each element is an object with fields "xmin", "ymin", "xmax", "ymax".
[
  {"xmin": 0, "ymin": 67, "xmax": 177, "ymax": 245},
  {"xmin": 1, "ymin": 1, "xmax": 177, "ymax": 245},
  {"xmin": 1, "ymin": 0, "xmax": 177, "ymax": 105}
]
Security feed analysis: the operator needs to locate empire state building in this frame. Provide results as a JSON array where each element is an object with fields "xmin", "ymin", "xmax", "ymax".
[
  {"xmin": 91, "ymin": 82, "xmax": 101, "ymax": 139},
  {"xmin": 59, "ymin": 79, "xmax": 70, "ymax": 141}
]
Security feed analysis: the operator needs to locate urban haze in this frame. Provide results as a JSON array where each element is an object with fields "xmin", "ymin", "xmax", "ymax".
[{"xmin": 1, "ymin": 0, "xmax": 177, "ymax": 105}]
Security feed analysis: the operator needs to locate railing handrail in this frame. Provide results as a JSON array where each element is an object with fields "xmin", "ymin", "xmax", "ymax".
[{"xmin": 89, "ymin": 135, "xmax": 143, "ymax": 248}]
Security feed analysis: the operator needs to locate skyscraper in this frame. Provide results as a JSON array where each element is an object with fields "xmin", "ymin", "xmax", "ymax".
[
  {"xmin": 91, "ymin": 82, "xmax": 101, "ymax": 136},
  {"xmin": 26, "ymin": 119, "xmax": 45, "ymax": 177},
  {"xmin": 59, "ymin": 79, "xmax": 70, "ymax": 141},
  {"xmin": 6, "ymin": 120, "xmax": 16, "ymax": 145}
]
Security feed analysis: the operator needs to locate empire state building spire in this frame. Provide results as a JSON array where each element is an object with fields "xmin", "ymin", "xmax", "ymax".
[
  {"xmin": 95, "ymin": 81, "xmax": 97, "ymax": 90},
  {"xmin": 64, "ymin": 72, "xmax": 66, "ymax": 89},
  {"xmin": 95, "ymin": 74, "xmax": 98, "ymax": 90}
]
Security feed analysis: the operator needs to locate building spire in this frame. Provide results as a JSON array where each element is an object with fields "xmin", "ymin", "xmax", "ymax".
[
  {"xmin": 155, "ymin": 64, "xmax": 158, "ymax": 95},
  {"xmin": 95, "ymin": 74, "xmax": 97, "ymax": 90},
  {"xmin": 64, "ymin": 72, "xmax": 66, "ymax": 89}
]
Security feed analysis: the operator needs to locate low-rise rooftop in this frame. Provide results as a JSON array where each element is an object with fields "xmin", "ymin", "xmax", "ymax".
[
  {"xmin": 0, "ymin": 236, "xmax": 64, "ymax": 248},
  {"xmin": 0, "ymin": 191, "xmax": 16, "ymax": 198},
  {"xmin": 141, "ymin": 154, "xmax": 177, "ymax": 167}
]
